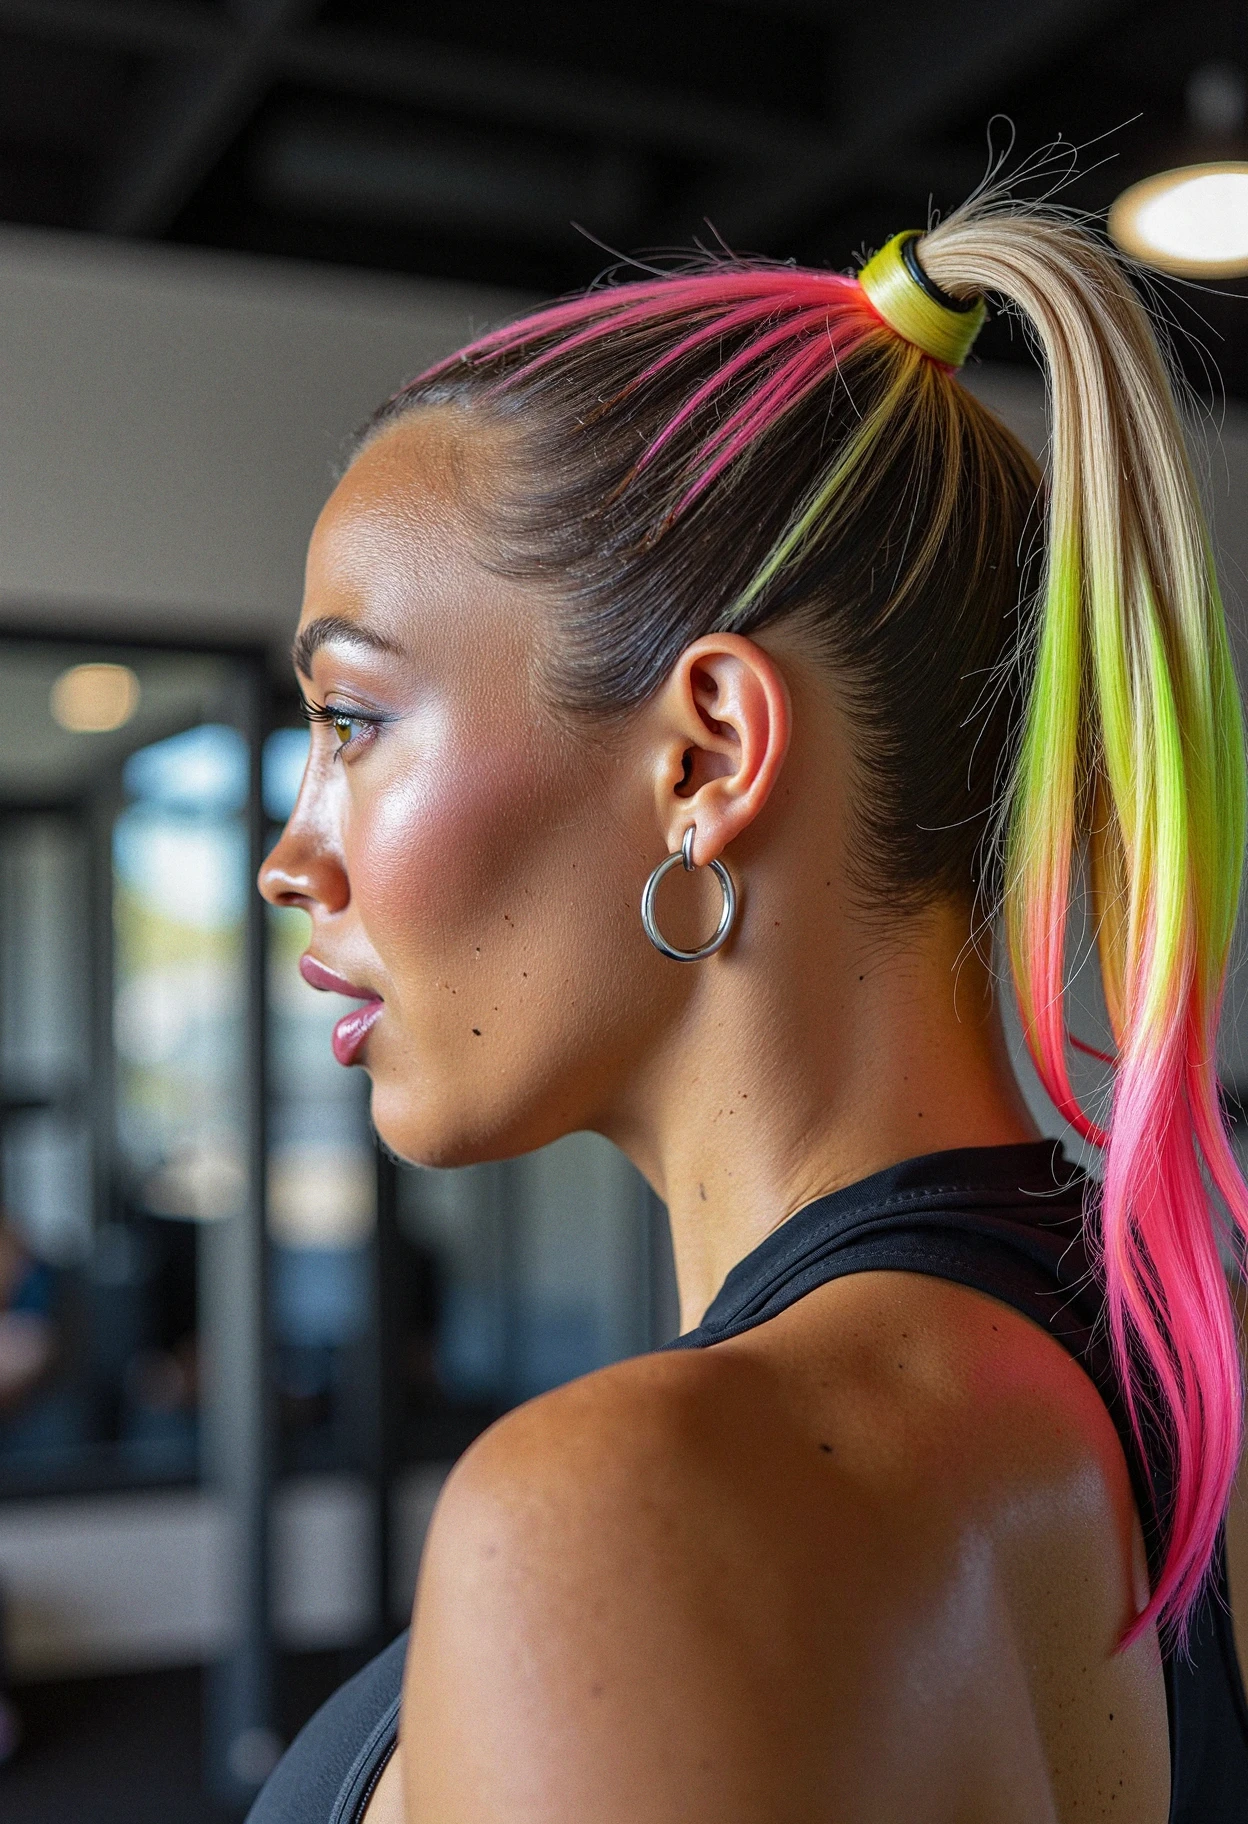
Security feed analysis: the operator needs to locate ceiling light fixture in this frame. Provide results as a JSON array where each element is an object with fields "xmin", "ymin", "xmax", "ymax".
[
  {"xmin": 1109, "ymin": 163, "xmax": 1248, "ymax": 277},
  {"xmin": 51, "ymin": 662, "xmax": 141, "ymax": 733}
]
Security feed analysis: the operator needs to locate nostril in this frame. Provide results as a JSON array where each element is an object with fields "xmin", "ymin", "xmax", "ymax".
[
  {"xmin": 258, "ymin": 867, "xmax": 349, "ymax": 918},
  {"xmin": 261, "ymin": 875, "xmax": 313, "ymax": 912}
]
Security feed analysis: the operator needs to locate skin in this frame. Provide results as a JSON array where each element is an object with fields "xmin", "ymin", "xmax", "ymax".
[{"xmin": 261, "ymin": 409, "xmax": 1245, "ymax": 1822}]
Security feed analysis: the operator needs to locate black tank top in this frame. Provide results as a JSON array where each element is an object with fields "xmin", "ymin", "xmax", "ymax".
[{"xmin": 248, "ymin": 1142, "xmax": 1248, "ymax": 1823}]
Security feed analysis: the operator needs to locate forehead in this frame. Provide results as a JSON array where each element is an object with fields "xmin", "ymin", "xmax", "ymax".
[
  {"xmin": 300, "ymin": 412, "xmax": 488, "ymax": 620},
  {"xmin": 315, "ymin": 409, "xmax": 484, "ymax": 557},
  {"xmin": 296, "ymin": 408, "xmax": 533, "ymax": 674}
]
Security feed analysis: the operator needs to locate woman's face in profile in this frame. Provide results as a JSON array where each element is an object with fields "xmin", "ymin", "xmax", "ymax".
[{"xmin": 260, "ymin": 412, "xmax": 678, "ymax": 1168}]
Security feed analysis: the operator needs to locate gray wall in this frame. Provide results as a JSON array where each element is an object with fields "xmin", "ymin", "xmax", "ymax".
[{"xmin": 0, "ymin": 222, "xmax": 523, "ymax": 659}]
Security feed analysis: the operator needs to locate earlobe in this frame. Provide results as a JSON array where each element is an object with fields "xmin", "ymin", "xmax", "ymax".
[{"xmin": 654, "ymin": 634, "xmax": 792, "ymax": 866}]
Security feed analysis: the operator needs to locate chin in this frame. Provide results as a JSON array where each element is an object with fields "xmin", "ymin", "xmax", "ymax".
[{"xmin": 366, "ymin": 1074, "xmax": 536, "ymax": 1172}]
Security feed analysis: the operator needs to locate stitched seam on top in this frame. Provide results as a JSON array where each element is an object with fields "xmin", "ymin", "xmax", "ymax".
[
  {"xmin": 349, "ymin": 1735, "xmax": 398, "ymax": 1824},
  {"xmin": 328, "ymin": 1697, "xmax": 401, "ymax": 1824}
]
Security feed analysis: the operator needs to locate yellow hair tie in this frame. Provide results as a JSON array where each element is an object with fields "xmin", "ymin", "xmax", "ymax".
[{"xmin": 857, "ymin": 231, "xmax": 985, "ymax": 369}]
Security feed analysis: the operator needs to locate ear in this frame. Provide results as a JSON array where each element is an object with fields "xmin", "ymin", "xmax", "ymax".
[{"xmin": 648, "ymin": 634, "xmax": 792, "ymax": 866}]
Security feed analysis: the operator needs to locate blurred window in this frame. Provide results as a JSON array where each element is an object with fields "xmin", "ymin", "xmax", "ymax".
[{"xmin": 0, "ymin": 641, "xmax": 254, "ymax": 1492}]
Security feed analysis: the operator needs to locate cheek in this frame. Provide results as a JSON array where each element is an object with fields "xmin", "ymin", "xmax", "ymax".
[
  {"xmin": 343, "ymin": 718, "xmax": 672, "ymax": 1157},
  {"xmin": 344, "ymin": 724, "xmax": 588, "ymax": 986}
]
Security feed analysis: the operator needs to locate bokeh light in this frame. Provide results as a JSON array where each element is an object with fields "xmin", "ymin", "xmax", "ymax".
[
  {"xmin": 1110, "ymin": 163, "xmax": 1248, "ymax": 277},
  {"xmin": 50, "ymin": 661, "xmax": 141, "ymax": 733}
]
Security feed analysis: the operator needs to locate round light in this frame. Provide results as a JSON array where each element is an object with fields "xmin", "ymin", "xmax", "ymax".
[
  {"xmin": 51, "ymin": 662, "xmax": 141, "ymax": 733},
  {"xmin": 1109, "ymin": 162, "xmax": 1248, "ymax": 277}
]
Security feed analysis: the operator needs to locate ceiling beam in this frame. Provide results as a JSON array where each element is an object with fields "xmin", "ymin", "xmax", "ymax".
[
  {"xmin": 0, "ymin": 0, "xmax": 1133, "ymax": 251},
  {"xmin": 0, "ymin": 0, "xmax": 838, "ymax": 168},
  {"xmin": 259, "ymin": 114, "xmax": 649, "ymax": 249},
  {"xmin": 279, "ymin": 27, "xmax": 831, "ymax": 167},
  {"xmin": 0, "ymin": 0, "xmax": 838, "ymax": 39},
  {"xmin": 93, "ymin": 0, "xmax": 324, "ymax": 236}
]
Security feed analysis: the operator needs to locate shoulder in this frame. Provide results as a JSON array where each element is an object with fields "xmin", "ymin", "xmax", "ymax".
[
  {"xmin": 412, "ymin": 1345, "xmax": 828, "ymax": 1644},
  {"xmin": 418, "ymin": 1265, "xmax": 1124, "ymax": 1565},
  {"xmin": 416, "ymin": 1336, "xmax": 938, "ymax": 1608},
  {"xmin": 398, "ymin": 1276, "xmax": 1163, "ymax": 1821},
  {"xmin": 400, "ymin": 1339, "xmax": 987, "ymax": 1822},
  {"xmin": 432, "ymin": 1341, "xmax": 792, "ymax": 1524}
]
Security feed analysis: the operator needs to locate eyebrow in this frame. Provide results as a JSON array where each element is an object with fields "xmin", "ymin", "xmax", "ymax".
[{"xmin": 291, "ymin": 615, "xmax": 404, "ymax": 679}]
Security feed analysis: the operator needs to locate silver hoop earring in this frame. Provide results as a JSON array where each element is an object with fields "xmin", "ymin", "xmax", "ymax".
[{"xmin": 640, "ymin": 825, "xmax": 738, "ymax": 963}]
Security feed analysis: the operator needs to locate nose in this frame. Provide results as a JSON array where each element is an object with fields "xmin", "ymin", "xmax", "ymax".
[{"xmin": 258, "ymin": 787, "xmax": 350, "ymax": 917}]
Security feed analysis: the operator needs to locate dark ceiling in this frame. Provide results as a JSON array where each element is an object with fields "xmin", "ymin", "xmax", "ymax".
[{"xmin": 2, "ymin": 0, "xmax": 1248, "ymax": 389}]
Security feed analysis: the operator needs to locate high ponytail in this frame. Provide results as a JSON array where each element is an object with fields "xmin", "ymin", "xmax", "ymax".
[
  {"xmin": 368, "ymin": 193, "xmax": 1247, "ymax": 1638},
  {"xmin": 921, "ymin": 209, "xmax": 1248, "ymax": 1637}
]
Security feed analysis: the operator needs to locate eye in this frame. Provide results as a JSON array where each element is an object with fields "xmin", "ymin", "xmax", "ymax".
[
  {"xmin": 328, "ymin": 708, "xmax": 381, "ymax": 757},
  {"xmin": 299, "ymin": 696, "xmax": 381, "ymax": 757}
]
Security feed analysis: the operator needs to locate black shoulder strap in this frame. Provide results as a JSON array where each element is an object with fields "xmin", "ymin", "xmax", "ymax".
[{"xmin": 246, "ymin": 1629, "xmax": 407, "ymax": 1824}]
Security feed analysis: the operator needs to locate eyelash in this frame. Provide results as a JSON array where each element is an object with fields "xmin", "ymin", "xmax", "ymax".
[{"xmin": 300, "ymin": 696, "xmax": 383, "ymax": 758}]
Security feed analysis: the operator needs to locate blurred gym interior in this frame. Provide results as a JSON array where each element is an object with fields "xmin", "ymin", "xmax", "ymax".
[{"xmin": 0, "ymin": 2, "xmax": 1247, "ymax": 1815}]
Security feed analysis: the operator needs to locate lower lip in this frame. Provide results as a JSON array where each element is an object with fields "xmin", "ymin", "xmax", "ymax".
[{"xmin": 332, "ymin": 1001, "xmax": 384, "ymax": 1066}]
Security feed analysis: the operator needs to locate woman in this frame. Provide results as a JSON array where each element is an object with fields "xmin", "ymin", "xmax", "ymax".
[{"xmin": 255, "ymin": 197, "xmax": 1248, "ymax": 1821}]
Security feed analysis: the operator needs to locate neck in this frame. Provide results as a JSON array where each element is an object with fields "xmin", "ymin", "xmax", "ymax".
[{"xmin": 609, "ymin": 900, "xmax": 1038, "ymax": 1333}]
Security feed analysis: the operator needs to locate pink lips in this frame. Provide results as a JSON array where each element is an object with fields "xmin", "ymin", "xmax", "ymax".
[{"xmin": 299, "ymin": 954, "xmax": 383, "ymax": 1067}]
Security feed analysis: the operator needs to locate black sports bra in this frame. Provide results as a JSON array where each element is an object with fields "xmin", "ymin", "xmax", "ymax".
[{"xmin": 248, "ymin": 1141, "xmax": 1248, "ymax": 1822}]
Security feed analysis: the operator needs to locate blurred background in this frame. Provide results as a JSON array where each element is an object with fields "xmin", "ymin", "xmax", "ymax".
[{"xmin": 0, "ymin": 2, "xmax": 1245, "ymax": 1819}]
